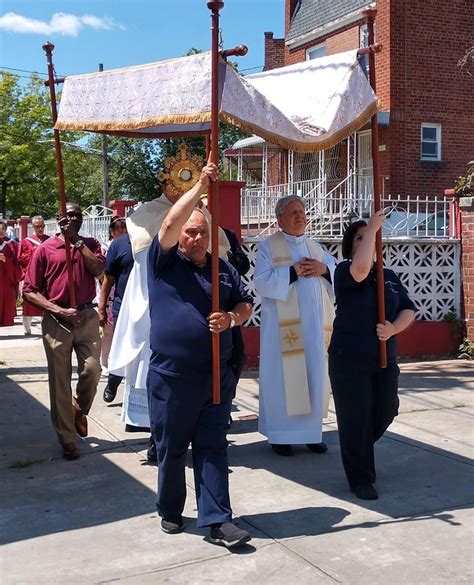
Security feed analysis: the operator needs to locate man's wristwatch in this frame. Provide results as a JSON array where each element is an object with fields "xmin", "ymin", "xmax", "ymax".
[
  {"xmin": 74, "ymin": 239, "xmax": 84, "ymax": 249},
  {"xmin": 228, "ymin": 312, "xmax": 236, "ymax": 329}
]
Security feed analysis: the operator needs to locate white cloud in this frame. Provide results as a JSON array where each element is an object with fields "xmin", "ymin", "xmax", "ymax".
[{"xmin": 0, "ymin": 12, "xmax": 125, "ymax": 37}]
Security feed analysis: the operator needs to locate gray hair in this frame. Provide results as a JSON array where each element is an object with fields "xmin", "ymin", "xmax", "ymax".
[
  {"xmin": 275, "ymin": 195, "xmax": 305, "ymax": 218},
  {"xmin": 31, "ymin": 215, "xmax": 44, "ymax": 223}
]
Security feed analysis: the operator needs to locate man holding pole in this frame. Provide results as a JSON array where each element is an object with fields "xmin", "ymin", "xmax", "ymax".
[
  {"xmin": 147, "ymin": 162, "xmax": 252, "ymax": 549},
  {"xmin": 23, "ymin": 202, "xmax": 104, "ymax": 460}
]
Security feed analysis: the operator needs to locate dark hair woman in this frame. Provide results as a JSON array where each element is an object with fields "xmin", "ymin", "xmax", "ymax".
[
  {"xmin": 108, "ymin": 217, "xmax": 127, "ymax": 241},
  {"xmin": 328, "ymin": 211, "xmax": 416, "ymax": 500}
]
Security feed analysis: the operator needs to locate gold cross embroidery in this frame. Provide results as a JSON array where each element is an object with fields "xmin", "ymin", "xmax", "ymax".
[{"xmin": 283, "ymin": 329, "xmax": 299, "ymax": 347}]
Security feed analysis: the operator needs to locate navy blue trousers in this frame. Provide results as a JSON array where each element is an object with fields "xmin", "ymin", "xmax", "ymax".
[
  {"xmin": 147, "ymin": 365, "xmax": 235, "ymax": 528},
  {"xmin": 329, "ymin": 355, "xmax": 400, "ymax": 489}
]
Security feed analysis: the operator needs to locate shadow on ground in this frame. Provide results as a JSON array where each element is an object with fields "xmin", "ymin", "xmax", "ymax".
[{"xmin": 1, "ymin": 364, "xmax": 473, "ymax": 548}]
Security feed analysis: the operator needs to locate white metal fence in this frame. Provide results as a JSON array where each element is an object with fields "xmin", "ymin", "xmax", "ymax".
[
  {"xmin": 240, "ymin": 239, "xmax": 461, "ymax": 324},
  {"xmin": 16, "ymin": 193, "xmax": 459, "ymax": 324},
  {"xmin": 241, "ymin": 177, "xmax": 456, "ymax": 241}
]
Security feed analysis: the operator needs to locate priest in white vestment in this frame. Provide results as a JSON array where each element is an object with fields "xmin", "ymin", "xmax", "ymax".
[{"xmin": 254, "ymin": 195, "xmax": 336, "ymax": 456}]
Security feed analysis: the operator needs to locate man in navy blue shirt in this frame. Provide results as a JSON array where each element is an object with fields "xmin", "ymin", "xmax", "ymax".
[
  {"xmin": 98, "ymin": 229, "xmax": 134, "ymax": 402},
  {"xmin": 147, "ymin": 162, "xmax": 253, "ymax": 549}
]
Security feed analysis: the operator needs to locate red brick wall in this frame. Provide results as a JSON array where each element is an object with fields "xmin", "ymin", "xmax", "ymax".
[
  {"xmin": 386, "ymin": 0, "xmax": 473, "ymax": 196},
  {"xmin": 285, "ymin": 0, "xmax": 300, "ymax": 40},
  {"xmin": 326, "ymin": 27, "xmax": 360, "ymax": 53},
  {"xmin": 267, "ymin": 150, "xmax": 285, "ymax": 186},
  {"xmin": 461, "ymin": 206, "xmax": 474, "ymax": 341},
  {"xmin": 264, "ymin": 32, "xmax": 285, "ymax": 71}
]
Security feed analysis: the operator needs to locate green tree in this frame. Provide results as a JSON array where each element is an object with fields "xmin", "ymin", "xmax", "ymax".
[
  {"xmin": 0, "ymin": 72, "xmax": 56, "ymax": 218},
  {"xmin": 85, "ymin": 135, "xmax": 162, "ymax": 203},
  {"xmin": 0, "ymin": 72, "xmax": 93, "ymax": 218}
]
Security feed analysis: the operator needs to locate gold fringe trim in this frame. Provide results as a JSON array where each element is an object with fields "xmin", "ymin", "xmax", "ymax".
[
  {"xmin": 102, "ymin": 129, "xmax": 210, "ymax": 139},
  {"xmin": 56, "ymin": 99, "xmax": 379, "ymax": 152},
  {"xmin": 221, "ymin": 99, "xmax": 379, "ymax": 153},
  {"xmin": 55, "ymin": 112, "xmax": 211, "ymax": 133}
]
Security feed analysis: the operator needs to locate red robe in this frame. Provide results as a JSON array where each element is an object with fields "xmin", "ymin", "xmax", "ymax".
[
  {"xmin": 17, "ymin": 234, "xmax": 49, "ymax": 317},
  {"xmin": 0, "ymin": 238, "xmax": 20, "ymax": 326}
]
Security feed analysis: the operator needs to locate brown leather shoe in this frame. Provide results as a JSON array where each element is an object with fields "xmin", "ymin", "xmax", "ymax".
[
  {"xmin": 73, "ymin": 408, "xmax": 88, "ymax": 438},
  {"xmin": 62, "ymin": 442, "xmax": 80, "ymax": 460}
]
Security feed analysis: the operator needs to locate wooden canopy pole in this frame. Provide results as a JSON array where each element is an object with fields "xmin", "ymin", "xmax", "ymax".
[
  {"xmin": 363, "ymin": 8, "xmax": 387, "ymax": 367},
  {"xmin": 208, "ymin": 1, "xmax": 224, "ymax": 403},
  {"xmin": 42, "ymin": 41, "xmax": 76, "ymax": 308}
]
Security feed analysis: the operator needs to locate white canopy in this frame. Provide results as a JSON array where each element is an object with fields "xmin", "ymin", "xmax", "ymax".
[{"xmin": 55, "ymin": 50, "xmax": 378, "ymax": 152}]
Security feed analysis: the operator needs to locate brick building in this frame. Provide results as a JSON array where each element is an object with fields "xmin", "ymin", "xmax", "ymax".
[
  {"xmin": 227, "ymin": 0, "xmax": 473, "ymax": 357},
  {"xmin": 264, "ymin": 0, "xmax": 473, "ymax": 198}
]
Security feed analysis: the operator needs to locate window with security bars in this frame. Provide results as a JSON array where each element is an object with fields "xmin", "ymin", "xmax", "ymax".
[{"xmin": 421, "ymin": 124, "xmax": 441, "ymax": 161}]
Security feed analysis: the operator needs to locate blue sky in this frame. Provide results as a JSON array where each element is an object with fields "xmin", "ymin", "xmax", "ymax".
[{"xmin": 0, "ymin": 0, "xmax": 285, "ymax": 80}]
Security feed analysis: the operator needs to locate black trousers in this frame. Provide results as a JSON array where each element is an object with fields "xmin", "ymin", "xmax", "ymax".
[
  {"xmin": 147, "ymin": 365, "xmax": 235, "ymax": 528},
  {"xmin": 329, "ymin": 354, "xmax": 400, "ymax": 489}
]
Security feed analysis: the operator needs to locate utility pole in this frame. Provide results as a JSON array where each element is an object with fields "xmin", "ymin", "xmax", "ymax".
[{"xmin": 99, "ymin": 63, "xmax": 110, "ymax": 208}]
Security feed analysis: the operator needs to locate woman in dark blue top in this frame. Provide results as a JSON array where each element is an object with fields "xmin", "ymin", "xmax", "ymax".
[{"xmin": 328, "ymin": 211, "xmax": 416, "ymax": 500}]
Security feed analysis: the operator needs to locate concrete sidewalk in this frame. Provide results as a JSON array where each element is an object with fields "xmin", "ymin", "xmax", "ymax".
[{"xmin": 0, "ymin": 317, "xmax": 473, "ymax": 584}]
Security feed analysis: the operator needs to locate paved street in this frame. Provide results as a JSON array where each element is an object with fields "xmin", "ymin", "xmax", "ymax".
[{"xmin": 0, "ymin": 317, "xmax": 473, "ymax": 584}]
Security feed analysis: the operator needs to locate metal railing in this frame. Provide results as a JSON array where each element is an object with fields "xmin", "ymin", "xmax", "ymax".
[
  {"xmin": 37, "ymin": 185, "xmax": 455, "ymax": 244},
  {"xmin": 241, "ymin": 177, "xmax": 327, "ymax": 238},
  {"xmin": 241, "ymin": 176, "xmax": 456, "ymax": 241}
]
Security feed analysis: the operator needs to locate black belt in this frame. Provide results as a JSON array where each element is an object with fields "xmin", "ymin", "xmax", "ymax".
[{"xmin": 52, "ymin": 301, "xmax": 97, "ymax": 311}]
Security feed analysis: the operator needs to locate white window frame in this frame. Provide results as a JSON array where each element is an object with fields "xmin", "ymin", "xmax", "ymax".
[
  {"xmin": 359, "ymin": 24, "xmax": 369, "ymax": 48},
  {"xmin": 306, "ymin": 43, "xmax": 326, "ymax": 60},
  {"xmin": 359, "ymin": 23, "xmax": 376, "ymax": 47},
  {"xmin": 421, "ymin": 123, "xmax": 442, "ymax": 161}
]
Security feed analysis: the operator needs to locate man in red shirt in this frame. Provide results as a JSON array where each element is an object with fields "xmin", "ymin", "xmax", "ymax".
[
  {"xmin": 23, "ymin": 202, "xmax": 105, "ymax": 460},
  {"xmin": 17, "ymin": 215, "xmax": 49, "ymax": 335}
]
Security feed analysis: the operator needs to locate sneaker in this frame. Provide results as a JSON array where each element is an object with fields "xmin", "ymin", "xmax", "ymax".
[
  {"xmin": 209, "ymin": 522, "xmax": 251, "ymax": 549},
  {"xmin": 161, "ymin": 518, "xmax": 184, "ymax": 534},
  {"xmin": 103, "ymin": 384, "xmax": 117, "ymax": 403}
]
